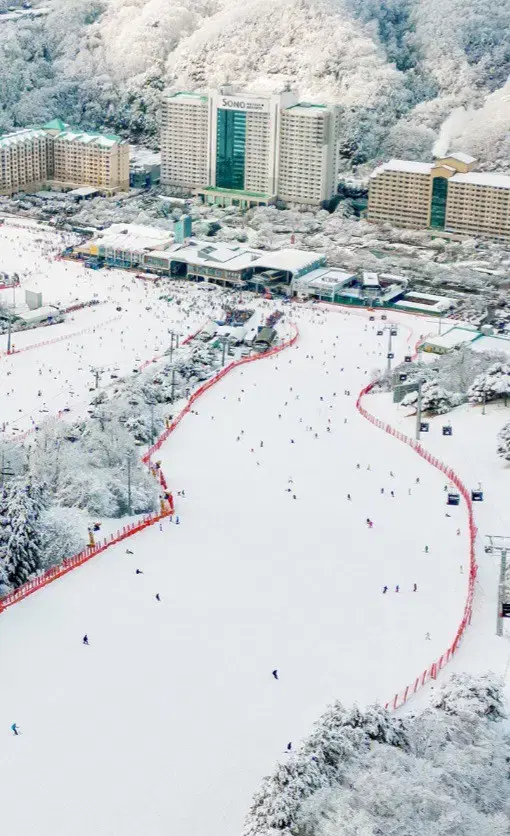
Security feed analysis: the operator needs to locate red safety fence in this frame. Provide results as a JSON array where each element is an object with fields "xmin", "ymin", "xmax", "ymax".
[
  {"xmin": 0, "ymin": 323, "xmax": 299, "ymax": 614},
  {"xmin": 136, "ymin": 320, "xmax": 207, "ymax": 373},
  {"xmin": 141, "ymin": 325, "xmax": 299, "ymax": 464},
  {"xmin": 356, "ymin": 380, "xmax": 478, "ymax": 710},
  {"xmin": 0, "ymin": 315, "xmax": 122, "ymax": 358}
]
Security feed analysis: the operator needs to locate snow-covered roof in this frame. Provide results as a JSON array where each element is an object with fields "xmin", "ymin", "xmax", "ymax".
[
  {"xmin": 423, "ymin": 327, "xmax": 479, "ymax": 350},
  {"xmin": 0, "ymin": 129, "xmax": 47, "ymax": 149},
  {"xmin": 370, "ymin": 159, "xmax": 433, "ymax": 178},
  {"xmin": 54, "ymin": 130, "xmax": 123, "ymax": 148},
  {"xmin": 362, "ymin": 271, "xmax": 380, "ymax": 287},
  {"xmin": 471, "ymin": 335, "xmax": 510, "ymax": 358},
  {"xmin": 439, "ymin": 152, "xmax": 477, "ymax": 165},
  {"xmin": 450, "ymin": 171, "xmax": 510, "ymax": 189},
  {"xmin": 95, "ymin": 224, "xmax": 174, "ymax": 252}
]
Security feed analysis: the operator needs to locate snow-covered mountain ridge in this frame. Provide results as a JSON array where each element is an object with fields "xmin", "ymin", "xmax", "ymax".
[{"xmin": 0, "ymin": 0, "xmax": 509, "ymax": 166}]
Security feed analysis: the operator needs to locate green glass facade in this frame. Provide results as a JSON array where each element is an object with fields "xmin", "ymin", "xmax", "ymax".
[
  {"xmin": 430, "ymin": 177, "xmax": 448, "ymax": 229},
  {"xmin": 216, "ymin": 109, "xmax": 246, "ymax": 190}
]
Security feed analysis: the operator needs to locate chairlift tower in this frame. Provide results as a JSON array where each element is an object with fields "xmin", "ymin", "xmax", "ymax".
[{"xmin": 485, "ymin": 535, "xmax": 510, "ymax": 637}]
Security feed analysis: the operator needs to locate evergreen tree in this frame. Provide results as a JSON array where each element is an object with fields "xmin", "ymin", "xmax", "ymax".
[
  {"xmin": 4, "ymin": 480, "xmax": 47, "ymax": 588},
  {"xmin": 496, "ymin": 422, "xmax": 510, "ymax": 462}
]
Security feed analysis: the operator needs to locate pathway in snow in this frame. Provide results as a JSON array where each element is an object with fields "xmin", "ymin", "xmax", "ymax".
[{"xmin": 0, "ymin": 304, "xmax": 469, "ymax": 836}]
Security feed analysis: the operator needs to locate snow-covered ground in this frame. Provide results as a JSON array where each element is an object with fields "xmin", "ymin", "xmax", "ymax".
[{"xmin": 0, "ymin": 222, "xmax": 508, "ymax": 835}]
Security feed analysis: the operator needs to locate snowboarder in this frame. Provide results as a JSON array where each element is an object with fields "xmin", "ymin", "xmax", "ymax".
[
  {"xmin": 135, "ymin": 569, "xmax": 143, "ymax": 575},
  {"xmin": 155, "ymin": 593, "xmax": 161, "ymax": 602},
  {"xmin": 382, "ymin": 586, "xmax": 388, "ymax": 594},
  {"xmin": 126, "ymin": 549, "xmax": 134, "ymax": 555},
  {"xmin": 272, "ymin": 669, "xmax": 279, "ymax": 680},
  {"xmin": 11, "ymin": 723, "xmax": 19, "ymax": 736},
  {"xmin": 83, "ymin": 635, "xmax": 89, "ymax": 645}
]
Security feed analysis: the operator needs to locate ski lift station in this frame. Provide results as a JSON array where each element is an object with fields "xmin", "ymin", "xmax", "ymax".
[
  {"xmin": 74, "ymin": 222, "xmax": 457, "ymax": 312},
  {"xmin": 74, "ymin": 223, "xmax": 325, "ymax": 289}
]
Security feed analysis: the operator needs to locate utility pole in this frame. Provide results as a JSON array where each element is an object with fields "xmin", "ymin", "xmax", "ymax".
[
  {"xmin": 126, "ymin": 451, "xmax": 133, "ymax": 516},
  {"xmin": 485, "ymin": 535, "xmax": 510, "ymax": 637},
  {"xmin": 415, "ymin": 378, "xmax": 424, "ymax": 441},
  {"xmin": 0, "ymin": 451, "xmax": 14, "ymax": 489},
  {"xmin": 150, "ymin": 402, "xmax": 155, "ymax": 445},
  {"xmin": 221, "ymin": 336, "xmax": 230, "ymax": 366},
  {"xmin": 387, "ymin": 327, "xmax": 393, "ymax": 374},
  {"xmin": 168, "ymin": 331, "xmax": 175, "ymax": 363},
  {"xmin": 91, "ymin": 367, "xmax": 102, "ymax": 389},
  {"xmin": 7, "ymin": 281, "xmax": 16, "ymax": 354},
  {"xmin": 170, "ymin": 367, "xmax": 176, "ymax": 404}
]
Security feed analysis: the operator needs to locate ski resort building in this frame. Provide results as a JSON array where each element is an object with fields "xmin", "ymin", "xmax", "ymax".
[
  {"xmin": 161, "ymin": 86, "xmax": 341, "ymax": 207},
  {"xmin": 367, "ymin": 153, "xmax": 510, "ymax": 242},
  {"xmin": 0, "ymin": 119, "xmax": 129, "ymax": 196}
]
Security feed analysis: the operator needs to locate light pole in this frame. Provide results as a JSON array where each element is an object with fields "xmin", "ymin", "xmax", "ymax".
[
  {"xmin": 415, "ymin": 378, "xmax": 424, "ymax": 441},
  {"xmin": 485, "ymin": 535, "xmax": 510, "ymax": 637},
  {"xmin": 171, "ymin": 367, "xmax": 176, "ymax": 404},
  {"xmin": 126, "ymin": 450, "xmax": 134, "ymax": 516}
]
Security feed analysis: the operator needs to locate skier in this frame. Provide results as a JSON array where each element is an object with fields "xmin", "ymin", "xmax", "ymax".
[
  {"xmin": 382, "ymin": 586, "xmax": 388, "ymax": 594},
  {"xmin": 11, "ymin": 723, "xmax": 19, "ymax": 736},
  {"xmin": 347, "ymin": 494, "xmax": 351, "ymax": 501},
  {"xmin": 366, "ymin": 518, "xmax": 373, "ymax": 528},
  {"xmin": 380, "ymin": 488, "xmax": 384, "ymax": 494},
  {"xmin": 425, "ymin": 632, "xmax": 431, "ymax": 640},
  {"xmin": 457, "ymin": 528, "xmax": 461, "ymax": 536},
  {"xmin": 126, "ymin": 549, "xmax": 134, "ymax": 555},
  {"xmin": 272, "ymin": 669, "xmax": 279, "ymax": 680},
  {"xmin": 135, "ymin": 569, "xmax": 144, "ymax": 575},
  {"xmin": 413, "ymin": 583, "xmax": 417, "ymax": 592},
  {"xmin": 416, "ymin": 477, "xmax": 420, "ymax": 484},
  {"xmin": 395, "ymin": 585, "xmax": 399, "ymax": 593},
  {"xmin": 424, "ymin": 545, "xmax": 429, "ymax": 553},
  {"xmin": 155, "ymin": 593, "xmax": 161, "ymax": 602},
  {"xmin": 287, "ymin": 742, "xmax": 292, "ymax": 751},
  {"xmin": 83, "ymin": 634, "xmax": 89, "ymax": 645},
  {"xmin": 175, "ymin": 516, "xmax": 180, "ymax": 525}
]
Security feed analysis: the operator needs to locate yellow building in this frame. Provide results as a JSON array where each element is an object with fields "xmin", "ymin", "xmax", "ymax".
[
  {"xmin": 368, "ymin": 153, "xmax": 510, "ymax": 242},
  {"xmin": 0, "ymin": 119, "xmax": 129, "ymax": 196}
]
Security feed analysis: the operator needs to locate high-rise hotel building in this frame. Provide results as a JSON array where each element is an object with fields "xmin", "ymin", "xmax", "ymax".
[
  {"xmin": 161, "ymin": 87, "xmax": 341, "ymax": 207},
  {"xmin": 368, "ymin": 153, "xmax": 510, "ymax": 242},
  {"xmin": 0, "ymin": 119, "xmax": 129, "ymax": 196}
]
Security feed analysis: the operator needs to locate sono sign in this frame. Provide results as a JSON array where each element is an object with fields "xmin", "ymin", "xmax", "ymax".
[{"xmin": 219, "ymin": 96, "xmax": 269, "ymax": 114}]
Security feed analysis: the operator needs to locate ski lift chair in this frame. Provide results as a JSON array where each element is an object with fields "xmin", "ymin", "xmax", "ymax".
[{"xmin": 447, "ymin": 492, "xmax": 460, "ymax": 506}]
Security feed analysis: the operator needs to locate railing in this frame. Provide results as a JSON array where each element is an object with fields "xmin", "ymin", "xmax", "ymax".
[
  {"xmin": 0, "ymin": 324, "xmax": 299, "ymax": 613},
  {"xmin": 356, "ymin": 380, "xmax": 477, "ymax": 710}
]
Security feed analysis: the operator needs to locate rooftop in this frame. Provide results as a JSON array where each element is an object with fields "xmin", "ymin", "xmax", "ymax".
[
  {"xmin": 55, "ymin": 129, "xmax": 123, "ymax": 147},
  {"xmin": 450, "ymin": 171, "xmax": 510, "ymax": 189},
  {"xmin": 0, "ymin": 128, "xmax": 47, "ymax": 149},
  {"xmin": 370, "ymin": 159, "xmax": 433, "ymax": 177},
  {"xmin": 439, "ymin": 152, "xmax": 477, "ymax": 165},
  {"xmin": 94, "ymin": 223, "xmax": 174, "ymax": 252}
]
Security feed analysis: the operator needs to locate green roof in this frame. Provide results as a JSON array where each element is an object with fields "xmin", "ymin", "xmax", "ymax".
[
  {"xmin": 43, "ymin": 118, "xmax": 68, "ymax": 132},
  {"xmin": 172, "ymin": 92, "xmax": 208, "ymax": 102}
]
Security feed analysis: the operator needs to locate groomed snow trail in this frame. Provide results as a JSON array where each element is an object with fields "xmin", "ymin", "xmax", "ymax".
[{"xmin": 0, "ymin": 303, "xmax": 469, "ymax": 836}]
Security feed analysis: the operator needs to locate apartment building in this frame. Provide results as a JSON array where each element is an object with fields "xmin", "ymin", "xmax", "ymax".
[
  {"xmin": 160, "ymin": 92, "xmax": 208, "ymax": 189},
  {"xmin": 0, "ymin": 129, "xmax": 50, "ymax": 196},
  {"xmin": 368, "ymin": 152, "xmax": 510, "ymax": 242},
  {"xmin": 0, "ymin": 119, "xmax": 129, "ymax": 196},
  {"xmin": 161, "ymin": 86, "xmax": 340, "ymax": 207}
]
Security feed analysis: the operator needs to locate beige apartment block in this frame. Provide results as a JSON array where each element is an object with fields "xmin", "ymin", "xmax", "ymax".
[
  {"xmin": 51, "ymin": 131, "xmax": 130, "ymax": 193},
  {"xmin": 0, "ymin": 129, "xmax": 50, "ymax": 196},
  {"xmin": 0, "ymin": 119, "xmax": 129, "ymax": 197},
  {"xmin": 161, "ymin": 92, "xmax": 208, "ymax": 189},
  {"xmin": 368, "ymin": 152, "xmax": 510, "ymax": 242},
  {"xmin": 278, "ymin": 104, "xmax": 341, "ymax": 206}
]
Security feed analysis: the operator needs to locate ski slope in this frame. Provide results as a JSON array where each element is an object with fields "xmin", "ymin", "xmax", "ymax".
[{"xmin": 0, "ymin": 273, "xmax": 472, "ymax": 836}]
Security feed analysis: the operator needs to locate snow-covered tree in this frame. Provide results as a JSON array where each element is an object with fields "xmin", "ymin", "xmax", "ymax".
[
  {"xmin": 39, "ymin": 506, "xmax": 88, "ymax": 569},
  {"xmin": 2, "ymin": 479, "xmax": 47, "ymax": 588},
  {"xmin": 401, "ymin": 381, "xmax": 464, "ymax": 414},
  {"xmin": 496, "ymin": 421, "xmax": 510, "ymax": 462},
  {"xmin": 468, "ymin": 361, "xmax": 510, "ymax": 406}
]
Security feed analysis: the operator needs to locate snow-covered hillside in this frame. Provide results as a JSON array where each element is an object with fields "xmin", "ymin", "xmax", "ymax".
[{"xmin": 1, "ymin": 0, "xmax": 509, "ymax": 166}]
